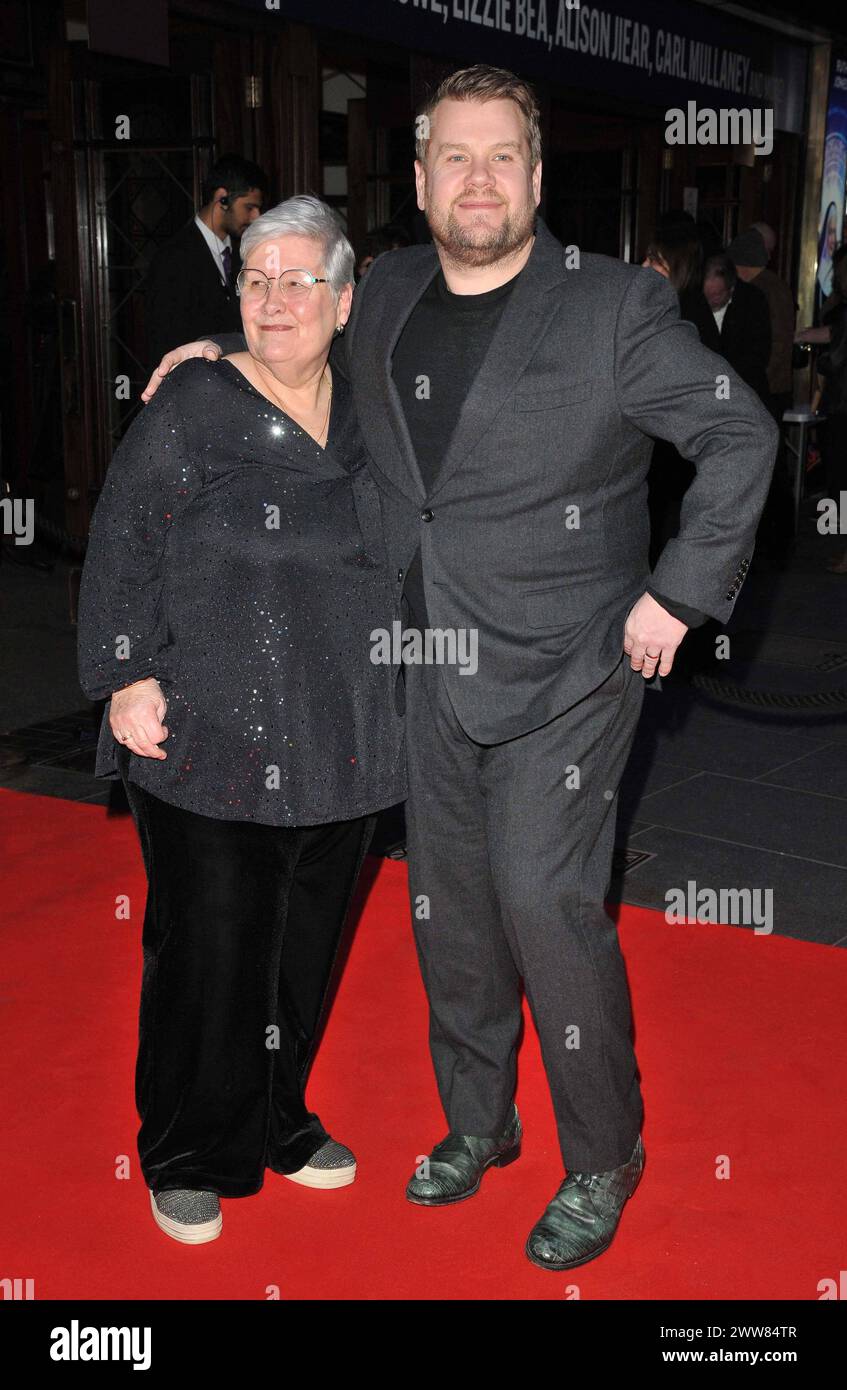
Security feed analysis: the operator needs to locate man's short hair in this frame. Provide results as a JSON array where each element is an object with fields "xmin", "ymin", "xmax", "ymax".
[
  {"xmin": 201, "ymin": 155, "xmax": 269, "ymax": 206},
  {"xmin": 704, "ymin": 252, "xmax": 738, "ymax": 289},
  {"xmin": 415, "ymin": 64, "xmax": 541, "ymax": 169}
]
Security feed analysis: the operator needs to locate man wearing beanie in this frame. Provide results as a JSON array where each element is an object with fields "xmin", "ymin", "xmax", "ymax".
[
  {"xmin": 727, "ymin": 226, "xmax": 796, "ymax": 422},
  {"xmin": 727, "ymin": 225, "xmax": 797, "ymax": 565}
]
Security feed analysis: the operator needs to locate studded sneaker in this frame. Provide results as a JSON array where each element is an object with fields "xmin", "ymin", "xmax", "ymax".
[
  {"xmin": 280, "ymin": 1138, "xmax": 357, "ymax": 1189},
  {"xmin": 149, "ymin": 1188, "xmax": 222, "ymax": 1244}
]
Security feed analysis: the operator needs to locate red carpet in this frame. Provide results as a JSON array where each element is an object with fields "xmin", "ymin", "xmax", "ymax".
[{"xmin": 1, "ymin": 786, "xmax": 844, "ymax": 1300}]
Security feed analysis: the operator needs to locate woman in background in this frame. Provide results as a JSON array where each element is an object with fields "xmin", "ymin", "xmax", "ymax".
[
  {"xmin": 641, "ymin": 225, "xmax": 706, "ymax": 566},
  {"xmin": 816, "ymin": 245, "xmax": 847, "ymax": 573}
]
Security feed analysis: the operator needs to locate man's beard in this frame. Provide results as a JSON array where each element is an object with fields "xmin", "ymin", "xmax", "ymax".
[{"xmin": 426, "ymin": 194, "xmax": 536, "ymax": 267}]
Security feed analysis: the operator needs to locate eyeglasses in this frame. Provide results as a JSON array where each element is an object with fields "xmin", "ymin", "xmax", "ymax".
[{"xmin": 235, "ymin": 268, "xmax": 329, "ymax": 301}]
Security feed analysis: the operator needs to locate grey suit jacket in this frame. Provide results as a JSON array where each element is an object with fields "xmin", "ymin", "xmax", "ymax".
[
  {"xmin": 212, "ymin": 214, "xmax": 778, "ymax": 750},
  {"xmin": 213, "ymin": 216, "xmax": 779, "ymax": 744}
]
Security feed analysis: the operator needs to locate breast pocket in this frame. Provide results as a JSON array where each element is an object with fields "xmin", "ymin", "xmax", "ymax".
[{"xmin": 513, "ymin": 380, "xmax": 593, "ymax": 412}]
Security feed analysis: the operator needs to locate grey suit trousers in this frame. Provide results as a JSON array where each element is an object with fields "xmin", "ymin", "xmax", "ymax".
[{"xmin": 403, "ymin": 651, "xmax": 645, "ymax": 1174}]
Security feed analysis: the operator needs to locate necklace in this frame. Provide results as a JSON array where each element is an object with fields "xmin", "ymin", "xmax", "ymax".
[{"xmin": 261, "ymin": 366, "xmax": 333, "ymax": 445}]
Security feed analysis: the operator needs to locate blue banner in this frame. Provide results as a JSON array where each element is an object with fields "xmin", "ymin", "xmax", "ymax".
[
  {"xmin": 249, "ymin": 0, "xmax": 807, "ymax": 134},
  {"xmin": 816, "ymin": 48, "xmax": 847, "ymax": 311}
]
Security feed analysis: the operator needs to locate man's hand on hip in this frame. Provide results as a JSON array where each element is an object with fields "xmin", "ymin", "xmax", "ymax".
[
  {"xmin": 624, "ymin": 592, "xmax": 688, "ymax": 678},
  {"xmin": 141, "ymin": 340, "xmax": 221, "ymax": 402}
]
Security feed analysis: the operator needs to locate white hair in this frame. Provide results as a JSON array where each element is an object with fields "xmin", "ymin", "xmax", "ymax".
[{"xmin": 238, "ymin": 194, "xmax": 354, "ymax": 297}]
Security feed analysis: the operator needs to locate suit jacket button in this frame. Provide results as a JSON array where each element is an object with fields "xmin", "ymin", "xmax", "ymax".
[
  {"xmin": 397, "ymin": 569, "xmax": 404, "ymax": 582},
  {"xmin": 421, "ymin": 508, "xmax": 433, "ymax": 522}
]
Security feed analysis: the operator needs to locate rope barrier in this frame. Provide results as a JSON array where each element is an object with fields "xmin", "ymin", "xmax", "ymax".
[{"xmin": 691, "ymin": 670, "xmax": 847, "ymax": 712}]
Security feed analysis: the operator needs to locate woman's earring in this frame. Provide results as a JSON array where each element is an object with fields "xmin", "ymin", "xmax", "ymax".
[{"xmin": 334, "ymin": 323, "xmax": 346, "ymax": 337}]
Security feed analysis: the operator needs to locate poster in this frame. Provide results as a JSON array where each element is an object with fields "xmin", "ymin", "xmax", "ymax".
[{"xmin": 816, "ymin": 48, "xmax": 847, "ymax": 311}]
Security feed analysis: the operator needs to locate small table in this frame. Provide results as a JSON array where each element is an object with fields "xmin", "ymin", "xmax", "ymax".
[{"xmin": 782, "ymin": 408, "xmax": 826, "ymax": 533}]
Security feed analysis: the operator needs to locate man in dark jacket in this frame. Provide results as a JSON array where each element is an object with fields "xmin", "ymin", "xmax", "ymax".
[
  {"xmin": 730, "ymin": 225, "xmax": 796, "ymax": 420},
  {"xmin": 727, "ymin": 227, "xmax": 798, "ymax": 562},
  {"xmin": 701, "ymin": 251, "xmax": 772, "ymax": 405},
  {"xmin": 144, "ymin": 155, "xmax": 268, "ymax": 369}
]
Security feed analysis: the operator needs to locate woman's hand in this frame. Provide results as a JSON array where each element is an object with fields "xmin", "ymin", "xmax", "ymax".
[
  {"xmin": 141, "ymin": 340, "xmax": 221, "ymax": 402},
  {"xmin": 109, "ymin": 678, "xmax": 169, "ymax": 758}
]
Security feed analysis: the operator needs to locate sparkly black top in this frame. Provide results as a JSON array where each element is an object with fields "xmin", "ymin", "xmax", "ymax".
[{"xmin": 76, "ymin": 357, "xmax": 407, "ymax": 826}]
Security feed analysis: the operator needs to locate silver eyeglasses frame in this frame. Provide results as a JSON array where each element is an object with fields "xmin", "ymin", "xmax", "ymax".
[{"xmin": 235, "ymin": 267, "xmax": 330, "ymax": 299}]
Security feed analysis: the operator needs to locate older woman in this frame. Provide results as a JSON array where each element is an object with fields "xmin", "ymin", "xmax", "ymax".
[{"xmin": 77, "ymin": 196, "xmax": 406, "ymax": 1244}]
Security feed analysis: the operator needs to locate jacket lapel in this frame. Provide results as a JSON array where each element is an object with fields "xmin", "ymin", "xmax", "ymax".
[
  {"xmin": 367, "ymin": 252, "xmax": 441, "ymax": 502},
  {"xmin": 425, "ymin": 219, "xmax": 569, "ymax": 500},
  {"xmin": 188, "ymin": 219, "xmax": 225, "ymax": 298}
]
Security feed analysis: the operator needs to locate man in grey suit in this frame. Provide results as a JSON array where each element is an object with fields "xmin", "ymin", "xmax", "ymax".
[{"xmin": 144, "ymin": 66, "xmax": 778, "ymax": 1271}]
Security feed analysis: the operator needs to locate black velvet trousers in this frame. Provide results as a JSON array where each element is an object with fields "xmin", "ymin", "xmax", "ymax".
[{"xmin": 115, "ymin": 743, "xmax": 376, "ymax": 1198}]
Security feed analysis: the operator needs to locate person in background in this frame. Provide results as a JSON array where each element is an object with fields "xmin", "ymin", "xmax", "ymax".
[
  {"xmin": 795, "ymin": 240, "xmax": 846, "ymax": 565},
  {"xmin": 728, "ymin": 226, "xmax": 795, "ymax": 421},
  {"xmin": 702, "ymin": 251, "xmax": 789, "ymax": 564},
  {"xmin": 641, "ymin": 226, "xmax": 707, "ymax": 567},
  {"xmin": 727, "ymin": 225, "xmax": 797, "ymax": 565},
  {"xmin": 694, "ymin": 218, "xmax": 723, "ymax": 262},
  {"xmin": 815, "ymin": 202, "xmax": 839, "ymax": 318},
  {"xmin": 800, "ymin": 237, "xmax": 847, "ymax": 407},
  {"xmin": 144, "ymin": 154, "xmax": 268, "ymax": 368},
  {"xmin": 796, "ymin": 226, "xmax": 846, "ymax": 350},
  {"xmin": 701, "ymin": 252, "xmax": 771, "ymax": 404},
  {"xmin": 649, "ymin": 208, "xmax": 721, "ymax": 264},
  {"xmin": 641, "ymin": 224, "xmax": 700, "ymax": 296},
  {"xmin": 355, "ymin": 223, "xmax": 412, "ymax": 280},
  {"xmin": 815, "ymin": 245, "xmax": 847, "ymax": 573}
]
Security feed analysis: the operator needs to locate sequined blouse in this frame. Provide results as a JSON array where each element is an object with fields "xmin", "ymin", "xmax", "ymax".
[{"xmin": 76, "ymin": 357, "xmax": 407, "ymax": 826}]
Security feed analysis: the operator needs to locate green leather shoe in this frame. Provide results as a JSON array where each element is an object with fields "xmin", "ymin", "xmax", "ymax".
[
  {"xmin": 525, "ymin": 1133, "xmax": 644, "ymax": 1270},
  {"xmin": 405, "ymin": 1104, "xmax": 522, "ymax": 1206}
]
